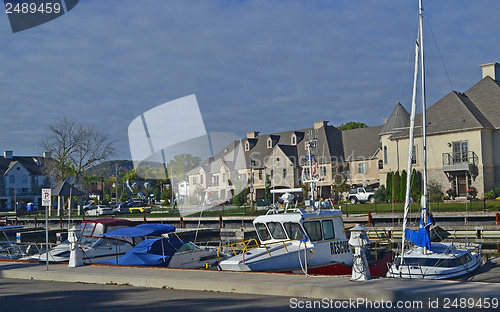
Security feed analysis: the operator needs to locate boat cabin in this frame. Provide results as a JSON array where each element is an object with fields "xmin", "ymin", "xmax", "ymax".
[{"xmin": 253, "ymin": 209, "xmax": 347, "ymax": 244}]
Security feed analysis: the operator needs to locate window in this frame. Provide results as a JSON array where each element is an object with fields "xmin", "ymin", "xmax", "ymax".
[
  {"xmin": 453, "ymin": 141, "xmax": 468, "ymax": 163},
  {"xmin": 267, "ymin": 222, "xmax": 287, "ymax": 239},
  {"xmin": 255, "ymin": 223, "xmax": 271, "ymax": 241},
  {"xmin": 259, "ymin": 170, "xmax": 263, "ymax": 181},
  {"xmin": 320, "ymin": 166, "xmax": 327, "ymax": 177},
  {"xmin": 239, "ymin": 173, "xmax": 247, "ymax": 182},
  {"xmin": 357, "ymin": 163, "xmax": 366, "ymax": 174},
  {"xmin": 270, "ymin": 170, "xmax": 274, "ymax": 180},
  {"xmin": 283, "ymin": 168, "xmax": 287, "ymax": 179},
  {"xmin": 384, "ymin": 146, "xmax": 388, "ymax": 164},
  {"xmin": 222, "ymin": 174, "xmax": 226, "ymax": 183},
  {"xmin": 245, "ymin": 142, "xmax": 249, "ymax": 151},
  {"xmin": 303, "ymin": 221, "xmax": 322, "ymax": 241},
  {"xmin": 412, "ymin": 146, "xmax": 417, "ymax": 164},
  {"xmin": 200, "ymin": 175, "xmax": 204, "ymax": 185},
  {"xmin": 378, "ymin": 160, "xmax": 383, "ymax": 170},
  {"xmin": 22, "ymin": 175, "xmax": 28, "ymax": 183},
  {"xmin": 9, "ymin": 175, "xmax": 14, "ymax": 183},
  {"xmin": 283, "ymin": 222, "xmax": 305, "ymax": 240},
  {"xmin": 267, "ymin": 138, "xmax": 272, "ymax": 148},
  {"xmin": 322, "ymin": 220, "xmax": 335, "ymax": 240},
  {"xmin": 213, "ymin": 175, "xmax": 219, "ymax": 187},
  {"xmin": 192, "ymin": 177, "xmax": 197, "ymax": 184},
  {"xmin": 291, "ymin": 135, "xmax": 296, "ymax": 145}
]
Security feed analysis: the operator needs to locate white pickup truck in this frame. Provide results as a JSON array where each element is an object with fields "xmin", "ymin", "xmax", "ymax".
[{"xmin": 348, "ymin": 187, "xmax": 375, "ymax": 204}]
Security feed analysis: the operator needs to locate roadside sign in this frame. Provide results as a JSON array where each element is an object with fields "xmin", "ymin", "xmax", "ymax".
[{"xmin": 42, "ymin": 188, "xmax": 51, "ymax": 206}]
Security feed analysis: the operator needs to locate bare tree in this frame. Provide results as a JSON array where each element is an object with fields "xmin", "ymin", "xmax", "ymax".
[{"xmin": 41, "ymin": 118, "xmax": 115, "ymax": 184}]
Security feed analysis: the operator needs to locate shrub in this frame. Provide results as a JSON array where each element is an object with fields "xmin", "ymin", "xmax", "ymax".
[
  {"xmin": 374, "ymin": 185, "xmax": 388, "ymax": 203},
  {"xmin": 484, "ymin": 190, "xmax": 496, "ymax": 200}
]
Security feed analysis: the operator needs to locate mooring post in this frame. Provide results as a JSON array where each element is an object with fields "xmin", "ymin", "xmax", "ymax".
[
  {"xmin": 180, "ymin": 216, "xmax": 183, "ymax": 228},
  {"xmin": 219, "ymin": 214, "xmax": 223, "ymax": 229},
  {"xmin": 367, "ymin": 212, "xmax": 372, "ymax": 226}
]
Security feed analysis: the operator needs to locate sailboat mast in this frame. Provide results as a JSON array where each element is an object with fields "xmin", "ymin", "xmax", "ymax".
[
  {"xmin": 400, "ymin": 14, "xmax": 421, "ymax": 266},
  {"xmin": 419, "ymin": 0, "xmax": 429, "ymax": 231}
]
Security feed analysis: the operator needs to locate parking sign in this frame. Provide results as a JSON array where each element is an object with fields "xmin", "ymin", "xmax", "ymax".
[{"xmin": 42, "ymin": 188, "xmax": 51, "ymax": 206}]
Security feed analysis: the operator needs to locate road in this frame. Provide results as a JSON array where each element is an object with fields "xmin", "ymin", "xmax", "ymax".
[{"xmin": 0, "ymin": 277, "xmax": 295, "ymax": 312}]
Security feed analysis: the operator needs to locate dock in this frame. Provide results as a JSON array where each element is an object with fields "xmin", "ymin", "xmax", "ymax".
[{"xmin": 1, "ymin": 257, "xmax": 499, "ymax": 303}]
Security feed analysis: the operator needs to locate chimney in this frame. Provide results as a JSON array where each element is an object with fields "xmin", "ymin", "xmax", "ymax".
[
  {"xmin": 43, "ymin": 152, "xmax": 52, "ymax": 158},
  {"xmin": 3, "ymin": 151, "xmax": 13, "ymax": 158},
  {"xmin": 314, "ymin": 121, "xmax": 329, "ymax": 129},
  {"xmin": 480, "ymin": 62, "xmax": 500, "ymax": 81},
  {"xmin": 246, "ymin": 132, "xmax": 259, "ymax": 139}
]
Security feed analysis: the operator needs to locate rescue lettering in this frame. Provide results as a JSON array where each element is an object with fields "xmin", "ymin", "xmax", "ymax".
[{"xmin": 330, "ymin": 241, "xmax": 350, "ymax": 255}]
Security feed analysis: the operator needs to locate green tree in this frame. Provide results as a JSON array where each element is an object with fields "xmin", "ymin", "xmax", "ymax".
[
  {"xmin": 385, "ymin": 172, "xmax": 393, "ymax": 202},
  {"xmin": 337, "ymin": 122, "xmax": 368, "ymax": 131},
  {"xmin": 167, "ymin": 154, "xmax": 201, "ymax": 183},
  {"xmin": 263, "ymin": 174, "xmax": 272, "ymax": 202},
  {"xmin": 410, "ymin": 169, "xmax": 421, "ymax": 202},
  {"xmin": 331, "ymin": 173, "xmax": 350, "ymax": 201},
  {"xmin": 393, "ymin": 171, "xmax": 401, "ymax": 202},
  {"xmin": 400, "ymin": 170, "xmax": 407, "ymax": 203}
]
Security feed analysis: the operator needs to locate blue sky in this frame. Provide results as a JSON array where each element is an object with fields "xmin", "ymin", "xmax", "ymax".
[{"xmin": 1, "ymin": 0, "xmax": 499, "ymax": 159}]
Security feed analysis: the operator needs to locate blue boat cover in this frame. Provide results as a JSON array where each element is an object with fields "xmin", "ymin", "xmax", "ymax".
[
  {"xmin": 405, "ymin": 215, "xmax": 432, "ymax": 251},
  {"xmin": 98, "ymin": 236, "xmax": 185, "ymax": 266},
  {"xmin": 102, "ymin": 223, "xmax": 175, "ymax": 238}
]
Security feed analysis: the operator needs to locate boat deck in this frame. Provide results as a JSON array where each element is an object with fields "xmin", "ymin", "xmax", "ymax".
[{"xmin": 1, "ymin": 257, "xmax": 499, "ymax": 302}]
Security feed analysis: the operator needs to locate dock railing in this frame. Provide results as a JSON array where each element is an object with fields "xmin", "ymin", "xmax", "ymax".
[{"xmin": 217, "ymin": 238, "xmax": 302, "ymax": 264}]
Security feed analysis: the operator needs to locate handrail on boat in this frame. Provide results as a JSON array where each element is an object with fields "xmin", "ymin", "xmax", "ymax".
[{"xmin": 217, "ymin": 238, "xmax": 302, "ymax": 264}]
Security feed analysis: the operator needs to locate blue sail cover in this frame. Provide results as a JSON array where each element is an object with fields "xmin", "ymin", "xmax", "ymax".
[
  {"xmin": 102, "ymin": 223, "xmax": 175, "ymax": 237},
  {"xmin": 405, "ymin": 216, "xmax": 432, "ymax": 250},
  {"xmin": 98, "ymin": 236, "xmax": 185, "ymax": 266}
]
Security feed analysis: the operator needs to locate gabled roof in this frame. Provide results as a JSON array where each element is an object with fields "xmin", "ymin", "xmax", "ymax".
[
  {"xmin": 242, "ymin": 124, "xmax": 345, "ymax": 168},
  {"xmin": 0, "ymin": 156, "xmax": 51, "ymax": 176},
  {"xmin": 342, "ymin": 125, "xmax": 383, "ymax": 161},
  {"xmin": 463, "ymin": 76, "xmax": 500, "ymax": 128},
  {"xmin": 52, "ymin": 181, "xmax": 85, "ymax": 196},
  {"xmin": 390, "ymin": 90, "xmax": 495, "ymax": 140},
  {"xmin": 379, "ymin": 103, "xmax": 410, "ymax": 135}
]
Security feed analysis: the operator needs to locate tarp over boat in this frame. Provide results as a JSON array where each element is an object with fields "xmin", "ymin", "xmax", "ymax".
[
  {"xmin": 98, "ymin": 236, "xmax": 184, "ymax": 266},
  {"xmin": 405, "ymin": 214, "xmax": 432, "ymax": 250},
  {"xmin": 102, "ymin": 223, "xmax": 175, "ymax": 238}
]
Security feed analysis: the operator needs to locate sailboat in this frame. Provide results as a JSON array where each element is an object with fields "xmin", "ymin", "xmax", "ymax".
[{"xmin": 386, "ymin": 0, "xmax": 482, "ymax": 279}]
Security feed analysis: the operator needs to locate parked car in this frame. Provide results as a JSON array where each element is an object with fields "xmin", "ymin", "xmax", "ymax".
[
  {"xmin": 85, "ymin": 205, "xmax": 113, "ymax": 216},
  {"xmin": 112, "ymin": 203, "xmax": 130, "ymax": 214},
  {"xmin": 127, "ymin": 202, "xmax": 152, "ymax": 213},
  {"xmin": 83, "ymin": 203, "xmax": 95, "ymax": 211}
]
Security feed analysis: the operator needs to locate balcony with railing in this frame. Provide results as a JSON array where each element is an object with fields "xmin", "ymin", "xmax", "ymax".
[{"xmin": 442, "ymin": 151, "xmax": 478, "ymax": 173}]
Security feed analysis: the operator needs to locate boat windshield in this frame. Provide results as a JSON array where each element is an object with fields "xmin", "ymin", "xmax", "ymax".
[
  {"xmin": 303, "ymin": 221, "xmax": 322, "ymax": 241},
  {"xmin": 322, "ymin": 220, "xmax": 335, "ymax": 240},
  {"xmin": 266, "ymin": 222, "xmax": 287, "ymax": 240},
  {"xmin": 283, "ymin": 222, "xmax": 305, "ymax": 240},
  {"xmin": 396, "ymin": 253, "xmax": 473, "ymax": 268},
  {"xmin": 255, "ymin": 223, "xmax": 271, "ymax": 241},
  {"xmin": 177, "ymin": 242, "xmax": 200, "ymax": 252},
  {"xmin": 81, "ymin": 237, "xmax": 100, "ymax": 247},
  {"xmin": 81, "ymin": 223, "xmax": 96, "ymax": 237}
]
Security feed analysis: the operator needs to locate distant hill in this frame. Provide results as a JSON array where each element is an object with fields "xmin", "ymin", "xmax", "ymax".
[{"xmin": 86, "ymin": 160, "xmax": 134, "ymax": 178}]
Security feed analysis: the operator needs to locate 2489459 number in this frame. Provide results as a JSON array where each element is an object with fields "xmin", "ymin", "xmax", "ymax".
[
  {"xmin": 5, "ymin": 2, "xmax": 61, "ymax": 14},
  {"xmin": 443, "ymin": 297, "xmax": 498, "ymax": 309}
]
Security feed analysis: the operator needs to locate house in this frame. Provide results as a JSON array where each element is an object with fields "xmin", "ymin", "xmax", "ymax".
[
  {"xmin": 379, "ymin": 62, "xmax": 500, "ymax": 198},
  {"xmin": 0, "ymin": 151, "xmax": 53, "ymax": 210}
]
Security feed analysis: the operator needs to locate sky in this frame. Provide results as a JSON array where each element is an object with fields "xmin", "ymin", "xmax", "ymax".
[{"xmin": 1, "ymin": 0, "xmax": 499, "ymax": 160}]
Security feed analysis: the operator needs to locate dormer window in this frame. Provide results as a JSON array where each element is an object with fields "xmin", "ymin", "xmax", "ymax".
[
  {"xmin": 267, "ymin": 137, "xmax": 272, "ymax": 149},
  {"xmin": 245, "ymin": 142, "xmax": 250, "ymax": 151},
  {"xmin": 291, "ymin": 134, "xmax": 297, "ymax": 145}
]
